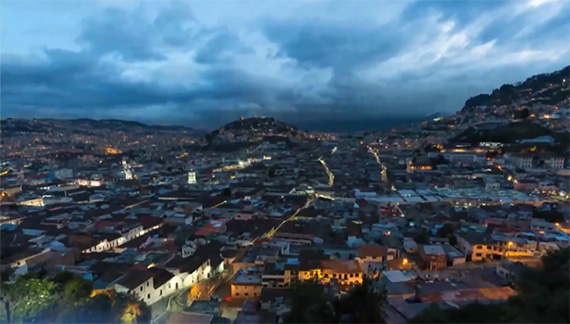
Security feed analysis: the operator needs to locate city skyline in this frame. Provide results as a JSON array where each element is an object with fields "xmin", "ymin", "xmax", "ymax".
[{"xmin": 2, "ymin": 0, "xmax": 569, "ymax": 128}]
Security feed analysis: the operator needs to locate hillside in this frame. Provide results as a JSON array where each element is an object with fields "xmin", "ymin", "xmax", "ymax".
[
  {"xmin": 461, "ymin": 65, "xmax": 569, "ymax": 112},
  {"xmin": 204, "ymin": 116, "xmax": 302, "ymax": 143},
  {"xmin": 0, "ymin": 118, "xmax": 204, "ymax": 137},
  {"xmin": 453, "ymin": 121, "xmax": 569, "ymax": 145}
]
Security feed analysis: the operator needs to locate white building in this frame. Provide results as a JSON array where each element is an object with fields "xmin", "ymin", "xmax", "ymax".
[
  {"xmin": 511, "ymin": 155, "xmax": 534, "ymax": 169},
  {"xmin": 546, "ymin": 157, "xmax": 565, "ymax": 169},
  {"xmin": 114, "ymin": 268, "xmax": 179, "ymax": 305},
  {"xmin": 187, "ymin": 171, "xmax": 197, "ymax": 184}
]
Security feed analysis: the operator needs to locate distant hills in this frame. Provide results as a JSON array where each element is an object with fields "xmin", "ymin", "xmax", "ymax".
[
  {"xmin": 3, "ymin": 66, "xmax": 568, "ymax": 136},
  {"xmin": 1, "ymin": 118, "xmax": 205, "ymax": 136},
  {"xmin": 204, "ymin": 116, "xmax": 303, "ymax": 143},
  {"xmin": 461, "ymin": 65, "xmax": 569, "ymax": 113},
  {"xmin": 453, "ymin": 121, "xmax": 569, "ymax": 145}
]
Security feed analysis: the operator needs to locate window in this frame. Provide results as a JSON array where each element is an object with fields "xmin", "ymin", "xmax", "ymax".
[
  {"xmin": 324, "ymin": 274, "xmax": 329, "ymax": 278},
  {"xmin": 236, "ymin": 293, "xmax": 240, "ymax": 296},
  {"xmin": 245, "ymin": 293, "xmax": 249, "ymax": 296},
  {"xmin": 140, "ymin": 286, "xmax": 143, "ymax": 291},
  {"xmin": 476, "ymin": 245, "xmax": 483, "ymax": 249},
  {"xmin": 350, "ymin": 274, "xmax": 354, "ymax": 278},
  {"xmin": 160, "ymin": 290, "xmax": 162, "ymax": 296},
  {"xmin": 147, "ymin": 282, "xmax": 150, "ymax": 287},
  {"xmin": 169, "ymin": 283, "xmax": 171, "ymax": 289},
  {"xmin": 254, "ymin": 293, "xmax": 257, "ymax": 297},
  {"xmin": 475, "ymin": 253, "xmax": 482, "ymax": 257},
  {"xmin": 147, "ymin": 294, "xmax": 150, "ymax": 299}
]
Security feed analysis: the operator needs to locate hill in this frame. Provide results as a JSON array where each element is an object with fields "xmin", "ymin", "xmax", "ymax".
[
  {"xmin": 461, "ymin": 65, "xmax": 569, "ymax": 113},
  {"xmin": 204, "ymin": 116, "xmax": 303, "ymax": 144},
  {"xmin": 0, "ymin": 118, "xmax": 205, "ymax": 137},
  {"xmin": 453, "ymin": 121, "xmax": 569, "ymax": 145}
]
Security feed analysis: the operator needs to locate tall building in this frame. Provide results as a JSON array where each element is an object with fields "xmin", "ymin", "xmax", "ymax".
[
  {"xmin": 122, "ymin": 160, "xmax": 133, "ymax": 180},
  {"xmin": 187, "ymin": 171, "xmax": 197, "ymax": 184}
]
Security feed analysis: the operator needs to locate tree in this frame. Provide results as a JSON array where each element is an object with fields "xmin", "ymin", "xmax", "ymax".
[
  {"xmin": 284, "ymin": 280, "xmax": 335, "ymax": 323},
  {"xmin": 0, "ymin": 277, "xmax": 58, "ymax": 323},
  {"xmin": 120, "ymin": 303, "xmax": 144, "ymax": 324},
  {"xmin": 53, "ymin": 271, "xmax": 75, "ymax": 285},
  {"xmin": 448, "ymin": 235, "xmax": 458, "ymax": 246},
  {"xmin": 513, "ymin": 108, "xmax": 530, "ymax": 120},
  {"xmin": 411, "ymin": 248, "xmax": 570, "ymax": 323},
  {"xmin": 437, "ymin": 223, "xmax": 454, "ymax": 238},
  {"xmin": 63, "ymin": 277, "xmax": 93, "ymax": 303},
  {"xmin": 413, "ymin": 233, "xmax": 429, "ymax": 244},
  {"xmin": 485, "ymin": 150, "xmax": 499, "ymax": 160},
  {"xmin": 533, "ymin": 210, "xmax": 565, "ymax": 223},
  {"xmin": 62, "ymin": 291, "xmax": 149, "ymax": 324},
  {"xmin": 334, "ymin": 277, "xmax": 386, "ymax": 323},
  {"xmin": 430, "ymin": 155, "xmax": 449, "ymax": 168}
]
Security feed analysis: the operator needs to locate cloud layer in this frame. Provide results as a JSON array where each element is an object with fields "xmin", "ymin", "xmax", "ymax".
[{"xmin": 2, "ymin": 0, "xmax": 568, "ymax": 129}]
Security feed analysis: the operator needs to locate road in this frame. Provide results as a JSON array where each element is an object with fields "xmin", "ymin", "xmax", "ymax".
[
  {"xmin": 151, "ymin": 288, "xmax": 188, "ymax": 324},
  {"xmin": 263, "ymin": 196, "xmax": 313, "ymax": 240},
  {"xmin": 368, "ymin": 146, "xmax": 388, "ymax": 183},
  {"xmin": 318, "ymin": 157, "xmax": 334, "ymax": 187}
]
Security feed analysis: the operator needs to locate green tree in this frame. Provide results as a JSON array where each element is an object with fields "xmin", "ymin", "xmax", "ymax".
[
  {"xmin": 53, "ymin": 271, "xmax": 75, "ymax": 285},
  {"xmin": 62, "ymin": 277, "xmax": 93, "ymax": 303},
  {"xmin": 284, "ymin": 280, "xmax": 335, "ymax": 323},
  {"xmin": 437, "ymin": 223, "xmax": 454, "ymax": 238},
  {"xmin": 334, "ymin": 277, "xmax": 386, "ymax": 323},
  {"xmin": 60, "ymin": 291, "xmax": 149, "ymax": 324},
  {"xmin": 411, "ymin": 248, "xmax": 570, "ymax": 323},
  {"xmin": 413, "ymin": 233, "xmax": 429, "ymax": 244},
  {"xmin": 0, "ymin": 277, "xmax": 58, "ymax": 323}
]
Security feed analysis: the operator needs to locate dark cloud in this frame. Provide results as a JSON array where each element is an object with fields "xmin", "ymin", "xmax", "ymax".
[
  {"xmin": 261, "ymin": 18, "xmax": 403, "ymax": 73},
  {"xmin": 77, "ymin": 7, "xmax": 166, "ymax": 61},
  {"xmin": 2, "ymin": 0, "xmax": 569, "ymax": 129},
  {"xmin": 194, "ymin": 28, "xmax": 253, "ymax": 64},
  {"xmin": 154, "ymin": 1, "xmax": 197, "ymax": 46}
]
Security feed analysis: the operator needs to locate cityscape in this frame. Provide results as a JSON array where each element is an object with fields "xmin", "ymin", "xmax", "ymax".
[
  {"xmin": 1, "ymin": 64, "xmax": 569, "ymax": 323},
  {"xmin": 1, "ymin": 0, "xmax": 569, "ymax": 323}
]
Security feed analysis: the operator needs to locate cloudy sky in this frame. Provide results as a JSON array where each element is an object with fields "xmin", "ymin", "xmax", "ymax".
[{"xmin": 2, "ymin": 0, "xmax": 569, "ymax": 129}]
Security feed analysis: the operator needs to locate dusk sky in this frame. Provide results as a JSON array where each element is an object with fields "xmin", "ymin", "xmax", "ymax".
[{"xmin": 2, "ymin": 0, "xmax": 569, "ymax": 128}]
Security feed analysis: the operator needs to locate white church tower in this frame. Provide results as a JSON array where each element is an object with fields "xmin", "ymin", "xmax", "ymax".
[{"xmin": 187, "ymin": 171, "xmax": 197, "ymax": 184}]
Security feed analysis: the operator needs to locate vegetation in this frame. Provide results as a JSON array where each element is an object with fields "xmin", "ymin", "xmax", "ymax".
[
  {"xmin": 461, "ymin": 65, "xmax": 569, "ymax": 111},
  {"xmin": 0, "ymin": 275, "xmax": 57, "ymax": 323},
  {"xmin": 0, "ymin": 272, "xmax": 149, "ymax": 324},
  {"xmin": 411, "ymin": 248, "xmax": 570, "ymax": 323},
  {"xmin": 413, "ymin": 233, "xmax": 430, "ymax": 244},
  {"xmin": 430, "ymin": 155, "xmax": 449, "ymax": 168},
  {"xmin": 454, "ymin": 121, "xmax": 569, "ymax": 145},
  {"xmin": 333, "ymin": 278, "xmax": 385, "ymax": 323},
  {"xmin": 533, "ymin": 210, "xmax": 565, "ymax": 223},
  {"xmin": 513, "ymin": 107, "xmax": 530, "ymax": 120},
  {"xmin": 285, "ymin": 280, "xmax": 335, "ymax": 323},
  {"xmin": 437, "ymin": 223, "xmax": 457, "ymax": 245},
  {"xmin": 285, "ymin": 277, "xmax": 385, "ymax": 323}
]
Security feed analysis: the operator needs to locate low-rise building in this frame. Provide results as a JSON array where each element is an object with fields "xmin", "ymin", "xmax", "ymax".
[
  {"xmin": 231, "ymin": 269, "xmax": 263, "ymax": 298},
  {"xmin": 419, "ymin": 245, "xmax": 446, "ymax": 271}
]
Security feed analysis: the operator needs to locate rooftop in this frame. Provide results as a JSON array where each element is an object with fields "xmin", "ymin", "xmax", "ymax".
[{"xmin": 232, "ymin": 270, "xmax": 262, "ymax": 285}]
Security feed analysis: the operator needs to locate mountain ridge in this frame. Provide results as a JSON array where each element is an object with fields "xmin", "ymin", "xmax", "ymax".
[{"xmin": 460, "ymin": 65, "xmax": 569, "ymax": 113}]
